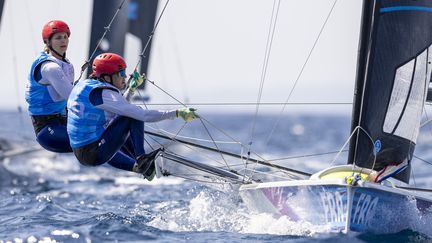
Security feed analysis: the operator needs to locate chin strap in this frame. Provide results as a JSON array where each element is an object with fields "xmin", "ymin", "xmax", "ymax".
[
  {"xmin": 98, "ymin": 76, "xmax": 114, "ymax": 85},
  {"xmin": 48, "ymin": 45, "xmax": 67, "ymax": 62}
]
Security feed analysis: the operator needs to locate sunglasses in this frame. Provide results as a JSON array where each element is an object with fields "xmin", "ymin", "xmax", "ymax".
[{"xmin": 118, "ymin": 69, "xmax": 126, "ymax": 78}]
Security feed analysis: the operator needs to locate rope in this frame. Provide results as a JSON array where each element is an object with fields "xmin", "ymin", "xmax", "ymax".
[
  {"xmin": 130, "ymin": 102, "xmax": 352, "ymax": 106},
  {"xmin": 9, "ymin": 2, "xmax": 22, "ymax": 113},
  {"xmin": 145, "ymin": 125, "xmax": 238, "ymax": 144},
  {"xmin": 133, "ymin": 0, "xmax": 171, "ymax": 72},
  {"xmin": 24, "ymin": 1, "xmax": 37, "ymax": 55},
  {"xmin": 144, "ymin": 78, "xmax": 250, "ymax": 172},
  {"xmin": 148, "ymin": 132, "xmax": 231, "ymax": 168},
  {"xmin": 267, "ymin": 150, "xmax": 348, "ymax": 162},
  {"xmin": 329, "ymin": 125, "xmax": 376, "ymax": 169},
  {"xmin": 199, "ymin": 119, "xmax": 231, "ymax": 170},
  {"xmin": 145, "ymin": 78, "xmax": 186, "ymax": 106},
  {"xmin": 414, "ymin": 155, "xmax": 432, "ymax": 166},
  {"xmin": 74, "ymin": 0, "xmax": 127, "ymax": 84},
  {"xmin": 248, "ymin": 0, "xmax": 282, "ymax": 170},
  {"xmin": 264, "ymin": 0, "xmax": 339, "ymax": 146}
]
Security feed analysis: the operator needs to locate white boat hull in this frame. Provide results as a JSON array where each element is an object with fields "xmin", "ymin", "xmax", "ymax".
[{"xmin": 240, "ymin": 179, "xmax": 432, "ymax": 233}]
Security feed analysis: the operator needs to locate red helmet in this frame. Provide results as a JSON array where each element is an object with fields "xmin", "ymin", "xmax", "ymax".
[
  {"xmin": 42, "ymin": 20, "xmax": 71, "ymax": 42},
  {"xmin": 92, "ymin": 53, "xmax": 127, "ymax": 78}
]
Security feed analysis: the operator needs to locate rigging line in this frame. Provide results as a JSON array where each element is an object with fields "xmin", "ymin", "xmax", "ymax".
[
  {"xmin": 24, "ymin": 0, "xmax": 37, "ymax": 55},
  {"xmin": 164, "ymin": 121, "xmax": 188, "ymax": 149},
  {"xmin": 145, "ymin": 130, "xmax": 311, "ymax": 176},
  {"xmin": 227, "ymin": 161, "xmax": 306, "ymax": 179},
  {"xmin": 267, "ymin": 150, "xmax": 348, "ymax": 162},
  {"xmin": 74, "ymin": 0, "xmax": 127, "ymax": 84},
  {"xmin": 145, "ymin": 78, "xmax": 188, "ymax": 107},
  {"xmin": 421, "ymin": 104, "xmax": 432, "ymax": 138},
  {"xmin": 144, "ymin": 121, "xmax": 230, "ymax": 168},
  {"xmin": 413, "ymin": 154, "xmax": 432, "ymax": 166},
  {"xmin": 162, "ymin": 152, "xmax": 243, "ymax": 180},
  {"xmin": 161, "ymin": 173, "xmax": 243, "ymax": 185},
  {"xmin": 168, "ymin": 22, "xmax": 190, "ymax": 102},
  {"xmin": 198, "ymin": 118, "xmax": 231, "ymax": 171},
  {"xmin": 199, "ymin": 116, "xmax": 289, "ymax": 173},
  {"xmin": 144, "ymin": 78, "xmax": 250, "ymax": 166},
  {"xmin": 172, "ymin": 140, "xmax": 230, "ymax": 168},
  {"xmin": 133, "ymin": 0, "xmax": 171, "ymax": 71},
  {"xmin": 9, "ymin": 1, "xmax": 27, "ymax": 140},
  {"xmin": 157, "ymin": 150, "xmax": 236, "ymax": 181},
  {"xmin": 147, "ymin": 126, "xmax": 234, "ymax": 168},
  {"xmin": 9, "ymin": 1, "xmax": 21, "ymax": 112},
  {"xmin": 411, "ymin": 165, "xmax": 417, "ymax": 188},
  {"xmin": 145, "ymin": 70, "xmax": 284, "ymax": 172},
  {"xmin": 238, "ymin": 167, "xmax": 302, "ymax": 181},
  {"xmin": 330, "ymin": 125, "xmax": 376, "ymax": 168},
  {"xmin": 145, "ymin": 124, "xmax": 238, "ymax": 144},
  {"xmin": 264, "ymin": 0, "xmax": 339, "ymax": 146},
  {"xmin": 144, "ymin": 137, "xmax": 155, "ymax": 150},
  {"xmin": 145, "ymin": 136, "xmax": 218, "ymax": 173},
  {"xmin": 143, "ymin": 76, "xmax": 338, "ymax": 172},
  {"xmin": 250, "ymin": 0, "xmax": 281, "ymax": 144},
  {"xmin": 134, "ymin": 102, "xmax": 353, "ymax": 106},
  {"xmin": 396, "ymin": 185, "xmax": 432, "ymax": 193}
]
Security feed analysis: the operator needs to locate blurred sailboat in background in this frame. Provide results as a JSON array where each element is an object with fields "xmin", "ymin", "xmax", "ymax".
[
  {"xmin": 88, "ymin": 0, "xmax": 158, "ymax": 93},
  {"xmin": 0, "ymin": 0, "xmax": 4, "ymax": 27}
]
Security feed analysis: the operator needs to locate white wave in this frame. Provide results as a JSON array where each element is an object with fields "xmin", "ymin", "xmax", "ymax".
[{"xmin": 147, "ymin": 188, "xmax": 332, "ymax": 236}]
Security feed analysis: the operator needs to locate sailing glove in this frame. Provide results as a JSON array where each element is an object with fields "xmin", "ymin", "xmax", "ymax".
[
  {"xmin": 177, "ymin": 107, "xmax": 199, "ymax": 122},
  {"xmin": 129, "ymin": 71, "xmax": 145, "ymax": 92}
]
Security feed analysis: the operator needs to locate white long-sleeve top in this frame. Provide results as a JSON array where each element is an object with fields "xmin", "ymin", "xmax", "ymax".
[
  {"xmin": 39, "ymin": 58, "xmax": 74, "ymax": 101},
  {"xmin": 95, "ymin": 89, "xmax": 177, "ymax": 123}
]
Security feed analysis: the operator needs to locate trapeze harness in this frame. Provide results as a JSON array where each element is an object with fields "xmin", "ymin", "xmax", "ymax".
[{"xmin": 25, "ymin": 52, "xmax": 74, "ymax": 152}]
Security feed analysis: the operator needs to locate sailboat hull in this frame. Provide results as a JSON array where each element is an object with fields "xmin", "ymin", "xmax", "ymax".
[{"xmin": 240, "ymin": 180, "xmax": 432, "ymax": 233}]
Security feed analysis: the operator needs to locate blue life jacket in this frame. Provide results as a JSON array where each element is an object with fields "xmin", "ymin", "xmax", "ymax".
[
  {"xmin": 67, "ymin": 79, "xmax": 119, "ymax": 148},
  {"xmin": 25, "ymin": 52, "xmax": 68, "ymax": 115}
]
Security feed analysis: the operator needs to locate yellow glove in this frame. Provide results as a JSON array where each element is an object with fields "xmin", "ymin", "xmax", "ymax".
[
  {"xmin": 129, "ymin": 71, "xmax": 145, "ymax": 92},
  {"xmin": 177, "ymin": 108, "xmax": 199, "ymax": 122}
]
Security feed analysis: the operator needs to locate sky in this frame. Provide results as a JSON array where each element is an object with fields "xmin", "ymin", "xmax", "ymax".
[{"xmin": 0, "ymin": 0, "xmax": 362, "ymax": 114}]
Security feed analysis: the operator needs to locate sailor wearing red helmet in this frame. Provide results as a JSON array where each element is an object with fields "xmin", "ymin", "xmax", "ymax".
[
  {"xmin": 67, "ymin": 53, "xmax": 198, "ymax": 180},
  {"xmin": 25, "ymin": 20, "xmax": 74, "ymax": 153}
]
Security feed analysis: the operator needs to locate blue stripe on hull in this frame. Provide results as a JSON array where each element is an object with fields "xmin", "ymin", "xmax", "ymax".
[{"xmin": 380, "ymin": 6, "xmax": 432, "ymax": 13}]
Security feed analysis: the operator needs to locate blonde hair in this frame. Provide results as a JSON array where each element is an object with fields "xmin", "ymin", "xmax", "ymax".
[{"xmin": 44, "ymin": 44, "xmax": 50, "ymax": 54}]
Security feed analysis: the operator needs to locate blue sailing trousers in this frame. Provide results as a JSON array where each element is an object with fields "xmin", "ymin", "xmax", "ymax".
[
  {"xmin": 73, "ymin": 116, "xmax": 145, "ymax": 172},
  {"xmin": 32, "ymin": 115, "xmax": 73, "ymax": 153}
]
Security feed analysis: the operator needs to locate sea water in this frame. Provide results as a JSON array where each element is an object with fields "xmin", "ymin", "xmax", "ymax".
[{"xmin": 0, "ymin": 110, "xmax": 431, "ymax": 242}]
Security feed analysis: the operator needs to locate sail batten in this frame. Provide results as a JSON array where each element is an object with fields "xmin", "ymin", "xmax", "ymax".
[{"xmin": 348, "ymin": 0, "xmax": 432, "ymax": 183}]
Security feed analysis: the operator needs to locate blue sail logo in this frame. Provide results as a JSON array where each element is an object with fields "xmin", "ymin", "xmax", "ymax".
[{"xmin": 374, "ymin": 140, "xmax": 381, "ymax": 155}]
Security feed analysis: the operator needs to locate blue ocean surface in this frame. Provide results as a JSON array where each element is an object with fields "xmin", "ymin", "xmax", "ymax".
[{"xmin": 0, "ymin": 110, "xmax": 432, "ymax": 242}]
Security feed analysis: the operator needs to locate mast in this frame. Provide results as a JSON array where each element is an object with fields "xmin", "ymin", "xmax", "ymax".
[
  {"xmin": 348, "ymin": 1, "xmax": 375, "ymax": 169},
  {"xmin": 348, "ymin": 0, "xmax": 432, "ymax": 183}
]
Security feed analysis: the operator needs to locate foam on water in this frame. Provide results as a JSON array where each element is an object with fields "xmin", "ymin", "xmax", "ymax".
[{"xmin": 148, "ymin": 188, "xmax": 332, "ymax": 236}]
